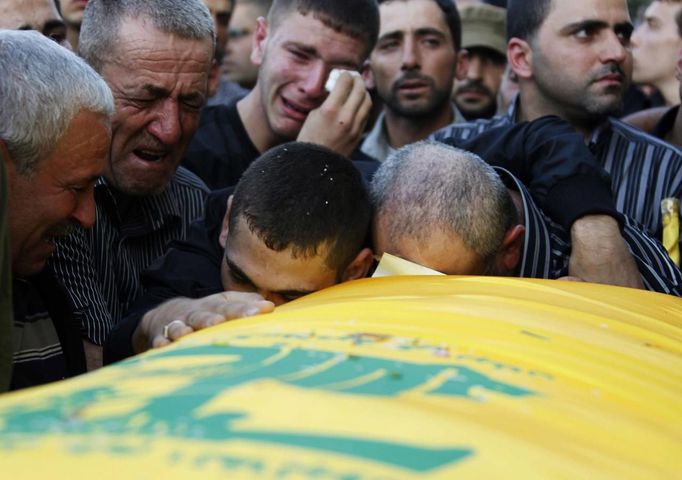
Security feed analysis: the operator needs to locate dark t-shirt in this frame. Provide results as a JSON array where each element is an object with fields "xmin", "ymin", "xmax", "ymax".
[
  {"xmin": 183, "ymin": 102, "xmax": 381, "ymax": 189},
  {"xmin": 183, "ymin": 103, "xmax": 260, "ymax": 189}
]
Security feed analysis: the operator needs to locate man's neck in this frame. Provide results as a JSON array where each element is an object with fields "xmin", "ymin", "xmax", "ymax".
[
  {"xmin": 237, "ymin": 88, "xmax": 283, "ymax": 154},
  {"xmin": 667, "ymin": 103, "xmax": 682, "ymax": 147},
  {"xmin": 383, "ymin": 104, "xmax": 454, "ymax": 150},
  {"xmin": 657, "ymin": 77, "xmax": 680, "ymax": 108},
  {"xmin": 516, "ymin": 88, "xmax": 600, "ymax": 141},
  {"xmin": 66, "ymin": 25, "xmax": 80, "ymax": 52}
]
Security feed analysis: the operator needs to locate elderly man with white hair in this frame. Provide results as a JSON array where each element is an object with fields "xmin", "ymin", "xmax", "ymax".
[{"xmin": 0, "ymin": 30, "xmax": 114, "ymax": 390}]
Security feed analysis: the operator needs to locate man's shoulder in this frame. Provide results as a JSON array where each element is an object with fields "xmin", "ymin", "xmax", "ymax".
[
  {"xmin": 168, "ymin": 167, "xmax": 210, "ymax": 195},
  {"xmin": 607, "ymin": 117, "xmax": 682, "ymax": 157},
  {"xmin": 431, "ymin": 114, "xmax": 513, "ymax": 142}
]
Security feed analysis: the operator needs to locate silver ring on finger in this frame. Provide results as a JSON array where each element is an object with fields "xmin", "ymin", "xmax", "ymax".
[{"xmin": 162, "ymin": 320, "xmax": 185, "ymax": 340}]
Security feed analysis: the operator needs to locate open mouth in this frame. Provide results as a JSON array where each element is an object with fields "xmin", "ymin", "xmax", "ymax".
[
  {"xmin": 133, "ymin": 149, "xmax": 167, "ymax": 162},
  {"xmin": 281, "ymin": 97, "xmax": 312, "ymax": 120}
]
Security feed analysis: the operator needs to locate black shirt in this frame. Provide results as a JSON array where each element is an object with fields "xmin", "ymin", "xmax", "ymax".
[
  {"xmin": 651, "ymin": 105, "xmax": 679, "ymax": 142},
  {"xmin": 105, "ymin": 116, "xmax": 627, "ymax": 363},
  {"xmin": 183, "ymin": 102, "xmax": 260, "ymax": 189},
  {"xmin": 12, "ymin": 268, "xmax": 86, "ymax": 390},
  {"xmin": 184, "ymin": 102, "xmax": 384, "ymax": 189},
  {"xmin": 105, "ymin": 189, "xmax": 230, "ymax": 364}
]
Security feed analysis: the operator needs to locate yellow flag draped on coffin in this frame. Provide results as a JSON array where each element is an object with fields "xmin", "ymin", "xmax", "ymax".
[{"xmin": 0, "ymin": 276, "xmax": 680, "ymax": 479}]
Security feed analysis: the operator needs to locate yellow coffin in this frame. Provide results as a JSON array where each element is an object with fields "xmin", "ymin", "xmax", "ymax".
[{"xmin": 0, "ymin": 276, "xmax": 680, "ymax": 479}]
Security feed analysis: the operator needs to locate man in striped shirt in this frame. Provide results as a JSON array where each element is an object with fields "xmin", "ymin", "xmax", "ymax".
[
  {"xmin": 432, "ymin": 0, "xmax": 682, "ymax": 261},
  {"xmin": 50, "ymin": 0, "xmax": 257, "ymax": 371},
  {"xmin": 371, "ymin": 141, "xmax": 682, "ymax": 296}
]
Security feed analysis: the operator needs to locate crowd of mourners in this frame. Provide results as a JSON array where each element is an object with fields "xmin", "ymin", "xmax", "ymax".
[{"xmin": 0, "ymin": 0, "xmax": 681, "ymax": 392}]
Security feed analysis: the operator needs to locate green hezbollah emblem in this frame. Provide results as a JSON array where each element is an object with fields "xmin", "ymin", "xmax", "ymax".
[{"xmin": 0, "ymin": 338, "xmax": 535, "ymax": 472}]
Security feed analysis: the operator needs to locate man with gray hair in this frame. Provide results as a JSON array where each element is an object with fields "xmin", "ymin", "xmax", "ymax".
[
  {"xmin": 371, "ymin": 141, "xmax": 682, "ymax": 295},
  {"xmin": 51, "ymin": 0, "xmax": 271, "ymax": 370},
  {"xmin": 0, "ymin": 30, "xmax": 114, "ymax": 389}
]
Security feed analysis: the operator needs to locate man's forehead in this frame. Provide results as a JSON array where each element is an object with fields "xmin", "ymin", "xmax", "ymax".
[
  {"xmin": 226, "ymin": 219, "xmax": 335, "ymax": 293},
  {"xmin": 271, "ymin": 10, "xmax": 369, "ymax": 65},
  {"xmin": 645, "ymin": 1, "xmax": 682, "ymax": 22},
  {"xmin": 543, "ymin": 0, "xmax": 631, "ymax": 27},
  {"xmin": 379, "ymin": 0, "xmax": 448, "ymax": 31},
  {"xmin": 0, "ymin": 0, "xmax": 63, "ymax": 30},
  {"xmin": 204, "ymin": 0, "xmax": 233, "ymax": 15},
  {"xmin": 108, "ymin": 17, "xmax": 213, "ymax": 67}
]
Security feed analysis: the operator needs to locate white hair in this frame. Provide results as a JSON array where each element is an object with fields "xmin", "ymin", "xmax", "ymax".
[
  {"xmin": 80, "ymin": 0, "xmax": 215, "ymax": 72},
  {"xmin": 370, "ymin": 140, "xmax": 516, "ymax": 261},
  {"xmin": 0, "ymin": 30, "xmax": 114, "ymax": 175}
]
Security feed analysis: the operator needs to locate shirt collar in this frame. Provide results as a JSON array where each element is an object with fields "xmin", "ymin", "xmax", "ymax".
[
  {"xmin": 494, "ymin": 167, "xmax": 553, "ymax": 278},
  {"xmin": 95, "ymin": 177, "xmax": 181, "ymax": 235},
  {"xmin": 361, "ymin": 104, "xmax": 466, "ymax": 162}
]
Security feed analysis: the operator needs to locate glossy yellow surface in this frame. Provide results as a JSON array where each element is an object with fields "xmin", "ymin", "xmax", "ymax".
[{"xmin": 0, "ymin": 277, "xmax": 680, "ymax": 479}]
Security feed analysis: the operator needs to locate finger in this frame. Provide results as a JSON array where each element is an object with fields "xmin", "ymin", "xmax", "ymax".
[
  {"xmin": 185, "ymin": 310, "xmax": 227, "ymax": 330},
  {"xmin": 151, "ymin": 335, "xmax": 171, "ymax": 349},
  {"xmin": 352, "ymin": 90, "xmax": 373, "ymax": 136},
  {"xmin": 216, "ymin": 298, "xmax": 275, "ymax": 319},
  {"xmin": 165, "ymin": 319, "xmax": 194, "ymax": 341},
  {"xmin": 339, "ymin": 75, "xmax": 369, "ymax": 117},
  {"xmin": 217, "ymin": 291, "xmax": 275, "ymax": 314},
  {"xmin": 218, "ymin": 290, "xmax": 268, "ymax": 303},
  {"xmin": 324, "ymin": 71, "xmax": 357, "ymax": 108}
]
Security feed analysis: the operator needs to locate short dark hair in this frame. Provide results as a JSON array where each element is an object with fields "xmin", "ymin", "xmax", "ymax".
[
  {"xmin": 677, "ymin": 7, "xmax": 682, "ymax": 38},
  {"xmin": 230, "ymin": 142, "xmax": 371, "ymax": 272},
  {"xmin": 268, "ymin": 0, "xmax": 380, "ymax": 57},
  {"xmin": 506, "ymin": 0, "xmax": 551, "ymax": 41},
  {"xmin": 379, "ymin": 0, "xmax": 462, "ymax": 50}
]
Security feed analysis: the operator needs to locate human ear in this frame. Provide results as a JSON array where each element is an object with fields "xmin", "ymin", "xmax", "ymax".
[
  {"xmin": 341, "ymin": 247, "xmax": 374, "ymax": 281},
  {"xmin": 454, "ymin": 48, "xmax": 469, "ymax": 81},
  {"xmin": 251, "ymin": 16, "xmax": 269, "ymax": 66},
  {"xmin": 494, "ymin": 224, "xmax": 525, "ymax": 274},
  {"xmin": 361, "ymin": 61, "xmax": 375, "ymax": 90},
  {"xmin": 219, "ymin": 195, "xmax": 233, "ymax": 249},
  {"xmin": 507, "ymin": 38, "xmax": 533, "ymax": 80},
  {"xmin": 207, "ymin": 61, "xmax": 220, "ymax": 98}
]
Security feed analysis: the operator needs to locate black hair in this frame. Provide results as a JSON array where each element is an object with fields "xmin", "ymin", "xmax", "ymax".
[
  {"xmin": 230, "ymin": 142, "xmax": 371, "ymax": 272},
  {"xmin": 378, "ymin": 0, "xmax": 461, "ymax": 50},
  {"xmin": 677, "ymin": 6, "xmax": 682, "ymax": 38},
  {"xmin": 506, "ymin": 0, "xmax": 551, "ymax": 41},
  {"xmin": 268, "ymin": 0, "xmax": 380, "ymax": 57}
]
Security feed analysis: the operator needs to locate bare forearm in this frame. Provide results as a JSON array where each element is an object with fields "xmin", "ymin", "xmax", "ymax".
[{"xmin": 569, "ymin": 215, "xmax": 644, "ymax": 289}]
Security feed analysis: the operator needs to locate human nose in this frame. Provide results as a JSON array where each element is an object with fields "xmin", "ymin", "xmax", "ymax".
[
  {"xmin": 298, "ymin": 62, "xmax": 327, "ymax": 98},
  {"xmin": 259, "ymin": 289, "xmax": 287, "ymax": 306},
  {"xmin": 401, "ymin": 37, "xmax": 420, "ymax": 70},
  {"xmin": 467, "ymin": 54, "xmax": 483, "ymax": 80},
  {"xmin": 147, "ymin": 99, "xmax": 182, "ymax": 145},
  {"xmin": 600, "ymin": 31, "xmax": 628, "ymax": 64},
  {"xmin": 71, "ymin": 189, "xmax": 97, "ymax": 229},
  {"xmin": 630, "ymin": 26, "xmax": 642, "ymax": 49}
]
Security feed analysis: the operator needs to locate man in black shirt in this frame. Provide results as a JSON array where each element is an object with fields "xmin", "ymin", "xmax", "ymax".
[
  {"xmin": 106, "ymin": 143, "xmax": 373, "ymax": 361},
  {"xmin": 183, "ymin": 0, "xmax": 381, "ymax": 188}
]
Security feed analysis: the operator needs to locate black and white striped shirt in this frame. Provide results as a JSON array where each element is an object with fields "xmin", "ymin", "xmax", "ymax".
[
  {"xmin": 50, "ymin": 167, "xmax": 209, "ymax": 345},
  {"xmin": 498, "ymin": 168, "xmax": 682, "ymax": 296},
  {"xmin": 434, "ymin": 101, "xmax": 682, "ymax": 251}
]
